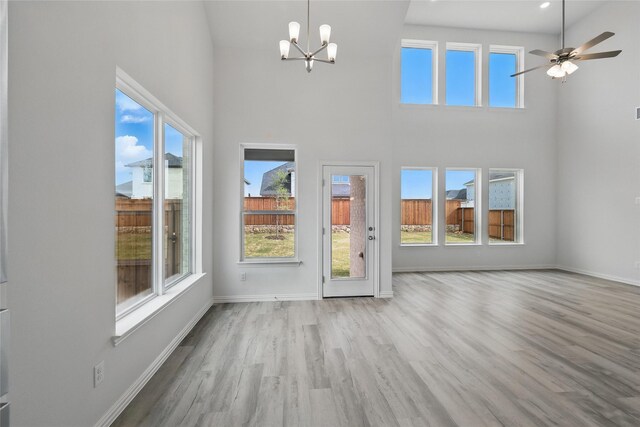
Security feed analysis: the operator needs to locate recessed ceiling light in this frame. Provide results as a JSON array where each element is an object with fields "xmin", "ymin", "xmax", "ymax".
[{"xmin": 540, "ymin": 2, "xmax": 551, "ymax": 8}]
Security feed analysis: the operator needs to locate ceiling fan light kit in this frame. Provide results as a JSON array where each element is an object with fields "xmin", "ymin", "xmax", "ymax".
[
  {"xmin": 279, "ymin": 0, "xmax": 337, "ymax": 73},
  {"xmin": 512, "ymin": 0, "xmax": 621, "ymax": 81}
]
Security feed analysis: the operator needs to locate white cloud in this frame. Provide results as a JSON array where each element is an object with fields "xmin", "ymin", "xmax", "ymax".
[
  {"xmin": 121, "ymin": 114, "xmax": 150, "ymax": 124},
  {"xmin": 115, "ymin": 92, "xmax": 143, "ymax": 113},
  {"xmin": 115, "ymin": 135, "xmax": 152, "ymax": 170}
]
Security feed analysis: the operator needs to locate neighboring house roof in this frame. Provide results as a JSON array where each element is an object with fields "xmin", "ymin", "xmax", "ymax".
[
  {"xmin": 260, "ymin": 162, "xmax": 294, "ymax": 196},
  {"xmin": 116, "ymin": 180, "xmax": 133, "ymax": 198},
  {"xmin": 446, "ymin": 189, "xmax": 467, "ymax": 200},
  {"xmin": 332, "ymin": 183, "xmax": 350, "ymax": 198},
  {"xmin": 465, "ymin": 172, "xmax": 515, "ymax": 186},
  {"xmin": 126, "ymin": 153, "xmax": 182, "ymax": 168}
]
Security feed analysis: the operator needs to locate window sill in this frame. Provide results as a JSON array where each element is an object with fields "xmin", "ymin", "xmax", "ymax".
[
  {"xmin": 237, "ymin": 259, "xmax": 302, "ymax": 267},
  {"xmin": 488, "ymin": 242, "xmax": 525, "ymax": 246},
  {"xmin": 399, "ymin": 243, "xmax": 438, "ymax": 247},
  {"xmin": 444, "ymin": 242, "xmax": 482, "ymax": 246},
  {"xmin": 113, "ymin": 272, "xmax": 206, "ymax": 346}
]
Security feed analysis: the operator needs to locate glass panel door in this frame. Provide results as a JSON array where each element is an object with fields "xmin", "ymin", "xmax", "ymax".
[{"xmin": 331, "ymin": 174, "xmax": 367, "ymax": 279}]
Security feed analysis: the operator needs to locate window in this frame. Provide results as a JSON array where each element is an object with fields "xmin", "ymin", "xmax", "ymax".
[
  {"xmin": 489, "ymin": 45, "xmax": 524, "ymax": 108},
  {"xmin": 164, "ymin": 123, "xmax": 192, "ymax": 285},
  {"xmin": 445, "ymin": 168, "xmax": 480, "ymax": 244},
  {"xmin": 241, "ymin": 145, "xmax": 297, "ymax": 261},
  {"xmin": 401, "ymin": 168, "xmax": 437, "ymax": 245},
  {"xmin": 488, "ymin": 169, "xmax": 523, "ymax": 244},
  {"xmin": 401, "ymin": 40, "xmax": 438, "ymax": 104},
  {"xmin": 446, "ymin": 42, "xmax": 481, "ymax": 106},
  {"xmin": 115, "ymin": 73, "xmax": 199, "ymax": 319}
]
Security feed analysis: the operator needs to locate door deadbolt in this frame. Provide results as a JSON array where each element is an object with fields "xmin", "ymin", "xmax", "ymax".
[{"xmin": 368, "ymin": 236, "xmax": 375, "ymax": 240}]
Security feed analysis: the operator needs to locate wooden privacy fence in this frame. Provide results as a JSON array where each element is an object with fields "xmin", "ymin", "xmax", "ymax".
[
  {"xmin": 115, "ymin": 197, "xmax": 184, "ymax": 304},
  {"xmin": 240, "ymin": 197, "xmax": 515, "ymax": 241}
]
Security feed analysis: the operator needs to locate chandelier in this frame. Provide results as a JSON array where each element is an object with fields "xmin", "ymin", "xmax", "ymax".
[{"xmin": 279, "ymin": 0, "xmax": 338, "ymax": 73}]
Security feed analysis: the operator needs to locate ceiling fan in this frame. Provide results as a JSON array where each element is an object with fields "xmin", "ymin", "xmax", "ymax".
[{"xmin": 511, "ymin": 0, "xmax": 622, "ymax": 81}]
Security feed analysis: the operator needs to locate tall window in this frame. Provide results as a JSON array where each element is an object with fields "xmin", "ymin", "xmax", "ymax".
[
  {"xmin": 164, "ymin": 123, "xmax": 192, "ymax": 285},
  {"xmin": 241, "ymin": 146, "xmax": 297, "ymax": 261},
  {"xmin": 489, "ymin": 45, "xmax": 524, "ymax": 108},
  {"xmin": 401, "ymin": 40, "xmax": 438, "ymax": 105},
  {"xmin": 401, "ymin": 168, "xmax": 437, "ymax": 245},
  {"xmin": 488, "ymin": 169, "xmax": 523, "ymax": 244},
  {"xmin": 445, "ymin": 169, "xmax": 480, "ymax": 244},
  {"xmin": 115, "ymin": 74, "xmax": 198, "ymax": 318},
  {"xmin": 446, "ymin": 42, "xmax": 481, "ymax": 106}
]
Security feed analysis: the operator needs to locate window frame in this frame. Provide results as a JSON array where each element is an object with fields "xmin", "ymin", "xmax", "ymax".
[
  {"xmin": 115, "ymin": 68, "xmax": 202, "ymax": 321},
  {"xmin": 400, "ymin": 167, "xmax": 438, "ymax": 247},
  {"xmin": 488, "ymin": 168, "xmax": 524, "ymax": 245},
  {"xmin": 489, "ymin": 45, "xmax": 525, "ymax": 109},
  {"xmin": 400, "ymin": 39, "xmax": 439, "ymax": 105},
  {"xmin": 239, "ymin": 143, "xmax": 299, "ymax": 264},
  {"xmin": 445, "ymin": 42, "xmax": 482, "ymax": 107},
  {"xmin": 444, "ymin": 167, "xmax": 482, "ymax": 246}
]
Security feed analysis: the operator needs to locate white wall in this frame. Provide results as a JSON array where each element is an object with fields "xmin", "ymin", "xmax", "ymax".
[
  {"xmin": 8, "ymin": 2, "xmax": 215, "ymax": 426},
  {"xmin": 557, "ymin": 1, "xmax": 640, "ymax": 285},
  {"xmin": 211, "ymin": 47, "xmax": 396, "ymax": 299},
  {"xmin": 392, "ymin": 25, "xmax": 559, "ymax": 271}
]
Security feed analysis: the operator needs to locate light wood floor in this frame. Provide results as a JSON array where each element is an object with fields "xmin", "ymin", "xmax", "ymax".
[{"xmin": 113, "ymin": 270, "xmax": 640, "ymax": 426}]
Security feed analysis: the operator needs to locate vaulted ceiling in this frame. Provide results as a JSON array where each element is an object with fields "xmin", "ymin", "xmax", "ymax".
[
  {"xmin": 203, "ymin": 0, "xmax": 608, "ymax": 54},
  {"xmin": 405, "ymin": 0, "xmax": 607, "ymax": 34}
]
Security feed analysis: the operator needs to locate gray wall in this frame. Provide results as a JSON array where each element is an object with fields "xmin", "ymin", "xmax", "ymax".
[
  {"xmin": 392, "ymin": 25, "xmax": 559, "ymax": 271},
  {"xmin": 8, "ymin": 2, "xmax": 215, "ymax": 426},
  {"xmin": 557, "ymin": 1, "xmax": 640, "ymax": 285}
]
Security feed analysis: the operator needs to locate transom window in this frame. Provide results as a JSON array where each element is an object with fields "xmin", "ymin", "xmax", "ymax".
[
  {"xmin": 401, "ymin": 39, "xmax": 438, "ymax": 105},
  {"xmin": 446, "ymin": 42, "xmax": 482, "ymax": 106},
  {"xmin": 489, "ymin": 45, "xmax": 524, "ymax": 108}
]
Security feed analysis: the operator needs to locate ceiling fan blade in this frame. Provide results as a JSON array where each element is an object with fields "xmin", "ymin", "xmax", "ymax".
[
  {"xmin": 571, "ymin": 32, "xmax": 615, "ymax": 56},
  {"xmin": 510, "ymin": 64, "xmax": 553, "ymax": 77},
  {"xmin": 529, "ymin": 49, "xmax": 558, "ymax": 60},
  {"xmin": 573, "ymin": 50, "xmax": 622, "ymax": 61}
]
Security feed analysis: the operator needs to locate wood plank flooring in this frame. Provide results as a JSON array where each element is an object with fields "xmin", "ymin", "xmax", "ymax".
[{"xmin": 113, "ymin": 270, "xmax": 640, "ymax": 426}]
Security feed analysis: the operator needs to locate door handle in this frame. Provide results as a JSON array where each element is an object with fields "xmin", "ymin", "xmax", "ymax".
[{"xmin": 368, "ymin": 236, "xmax": 375, "ymax": 240}]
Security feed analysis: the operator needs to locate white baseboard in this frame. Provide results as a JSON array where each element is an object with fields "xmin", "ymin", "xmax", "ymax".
[
  {"xmin": 556, "ymin": 265, "xmax": 640, "ymax": 288},
  {"xmin": 213, "ymin": 293, "xmax": 318, "ymax": 303},
  {"xmin": 392, "ymin": 264, "xmax": 556, "ymax": 273},
  {"xmin": 379, "ymin": 291, "xmax": 394, "ymax": 298},
  {"xmin": 95, "ymin": 298, "xmax": 213, "ymax": 427}
]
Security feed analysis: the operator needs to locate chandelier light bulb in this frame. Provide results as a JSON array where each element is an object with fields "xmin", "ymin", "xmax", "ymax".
[
  {"xmin": 319, "ymin": 24, "xmax": 331, "ymax": 45},
  {"xmin": 279, "ymin": 40, "xmax": 290, "ymax": 59},
  {"xmin": 546, "ymin": 64, "xmax": 565, "ymax": 78},
  {"xmin": 327, "ymin": 43, "xmax": 337, "ymax": 62},
  {"xmin": 289, "ymin": 21, "xmax": 300, "ymax": 43},
  {"xmin": 561, "ymin": 60, "xmax": 578, "ymax": 74},
  {"xmin": 305, "ymin": 59, "xmax": 314, "ymax": 73}
]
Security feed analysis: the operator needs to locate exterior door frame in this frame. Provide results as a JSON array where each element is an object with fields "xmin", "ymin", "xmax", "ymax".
[{"xmin": 317, "ymin": 161, "xmax": 380, "ymax": 300}]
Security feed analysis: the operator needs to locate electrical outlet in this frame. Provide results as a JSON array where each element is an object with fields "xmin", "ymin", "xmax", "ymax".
[
  {"xmin": 240, "ymin": 272, "xmax": 247, "ymax": 281},
  {"xmin": 94, "ymin": 361, "xmax": 105, "ymax": 388}
]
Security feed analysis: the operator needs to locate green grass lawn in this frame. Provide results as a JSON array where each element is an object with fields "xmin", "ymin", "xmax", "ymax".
[
  {"xmin": 117, "ymin": 232, "xmax": 151, "ymax": 261},
  {"xmin": 331, "ymin": 232, "xmax": 350, "ymax": 278},
  {"xmin": 401, "ymin": 230, "xmax": 476, "ymax": 244},
  {"xmin": 244, "ymin": 232, "xmax": 295, "ymax": 258}
]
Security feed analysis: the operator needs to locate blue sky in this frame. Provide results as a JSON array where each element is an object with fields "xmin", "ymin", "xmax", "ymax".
[
  {"xmin": 489, "ymin": 52, "xmax": 517, "ymax": 107},
  {"xmin": 401, "ymin": 48, "xmax": 517, "ymax": 107},
  {"xmin": 115, "ymin": 89, "xmax": 186, "ymax": 186},
  {"xmin": 446, "ymin": 170, "xmax": 475, "ymax": 192},
  {"xmin": 401, "ymin": 169, "xmax": 432, "ymax": 199},
  {"xmin": 115, "ymin": 89, "xmax": 153, "ymax": 185},
  {"xmin": 244, "ymin": 161, "xmax": 287, "ymax": 197}
]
